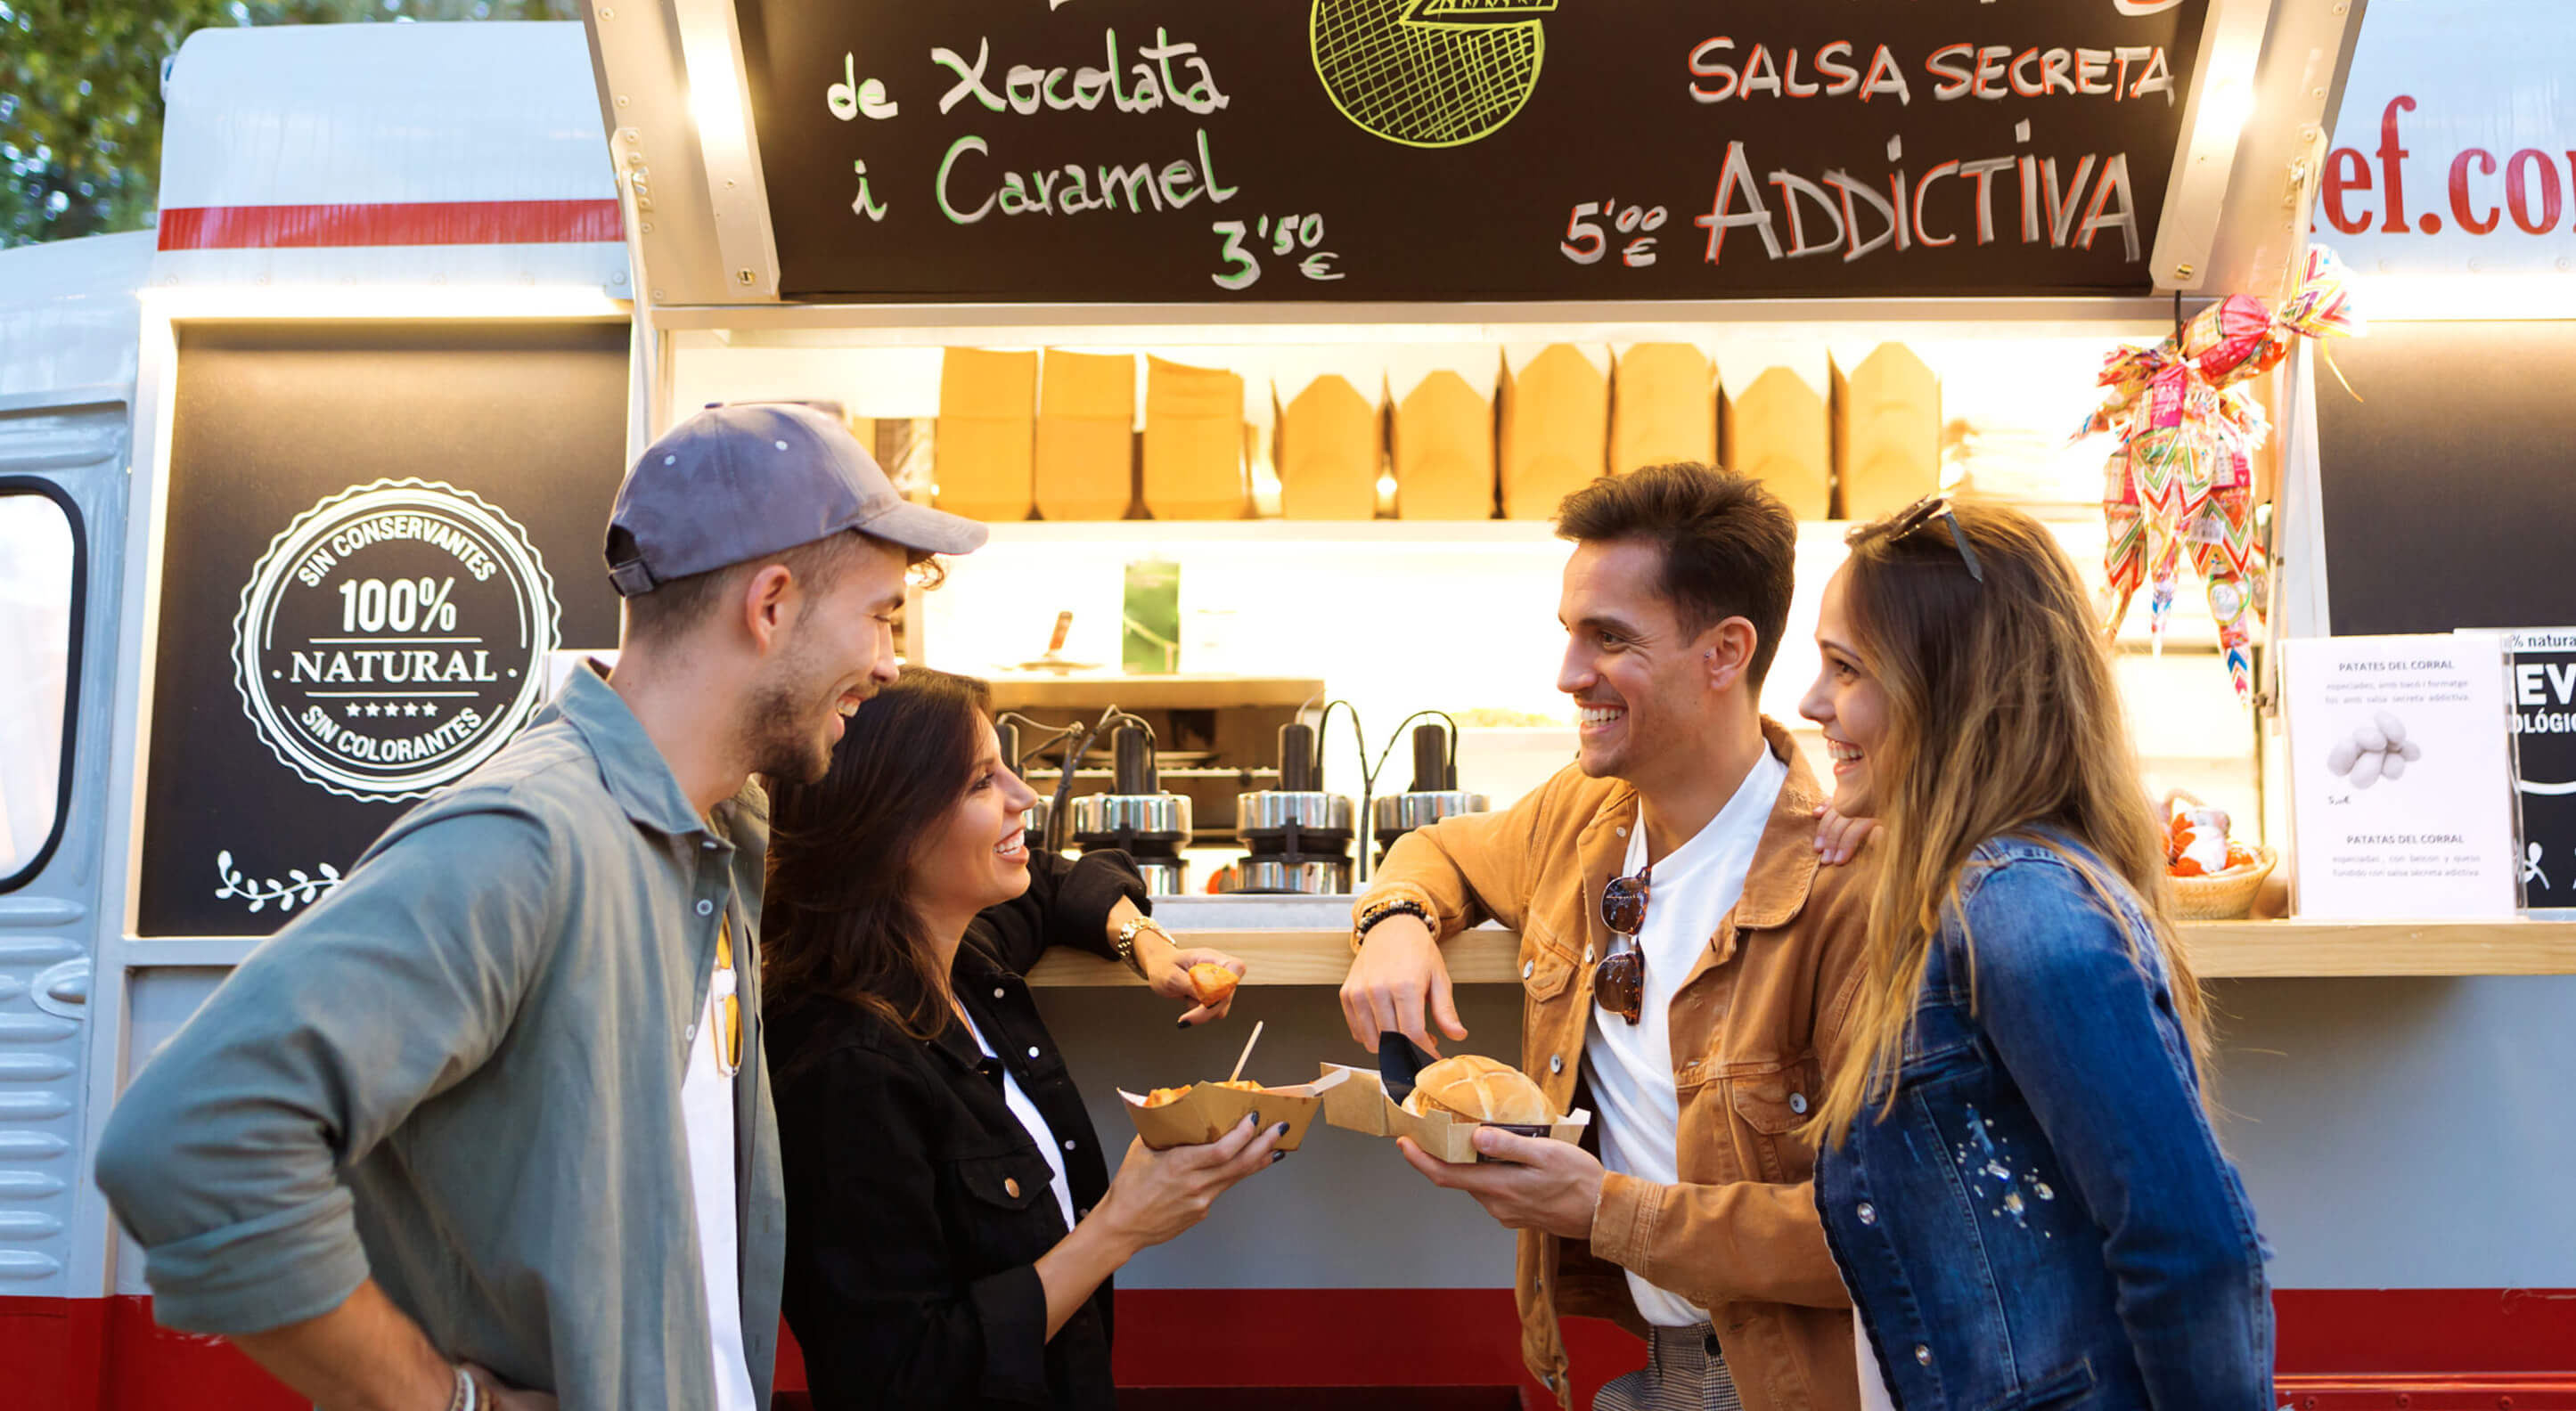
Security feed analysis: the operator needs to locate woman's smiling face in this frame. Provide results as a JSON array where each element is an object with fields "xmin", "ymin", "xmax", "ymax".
[
  {"xmin": 1799, "ymin": 566, "xmax": 1893, "ymax": 818},
  {"xmin": 910, "ymin": 715, "xmax": 1042, "ymax": 918}
]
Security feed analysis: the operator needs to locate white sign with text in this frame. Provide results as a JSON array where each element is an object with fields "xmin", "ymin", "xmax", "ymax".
[{"xmin": 2285, "ymin": 633, "xmax": 2520, "ymax": 919}]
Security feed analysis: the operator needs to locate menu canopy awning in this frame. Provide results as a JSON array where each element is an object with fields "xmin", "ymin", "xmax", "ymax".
[{"xmin": 585, "ymin": 0, "xmax": 2357, "ymax": 314}]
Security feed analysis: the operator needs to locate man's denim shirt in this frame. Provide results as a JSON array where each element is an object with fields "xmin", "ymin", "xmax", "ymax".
[
  {"xmin": 95, "ymin": 667, "xmax": 783, "ymax": 1410},
  {"xmin": 1816, "ymin": 833, "xmax": 2272, "ymax": 1411}
]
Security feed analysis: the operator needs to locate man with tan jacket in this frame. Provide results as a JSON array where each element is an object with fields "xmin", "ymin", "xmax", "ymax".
[{"xmin": 1342, "ymin": 464, "xmax": 1871, "ymax": 1411}]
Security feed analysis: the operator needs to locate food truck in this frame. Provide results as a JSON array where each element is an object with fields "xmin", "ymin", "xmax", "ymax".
[{"xmin": 1, "ymin": 1, "xmax": 2571, "ymax": 1405}]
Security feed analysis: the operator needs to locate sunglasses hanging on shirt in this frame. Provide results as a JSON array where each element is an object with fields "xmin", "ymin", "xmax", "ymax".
[{"xmin": 1595, "ymin": 863, "xmax": 1651, "ymax": 1026}]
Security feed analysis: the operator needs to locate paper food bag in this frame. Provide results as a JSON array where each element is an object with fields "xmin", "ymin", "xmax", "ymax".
[
  {"xmin": 1612, "ymin": 343, "xmax": 1718, "ymax": 474},
  {"xmin": 1122, "ymin": 1070, "xmax": 1346, "ymax": 1153},
  {"xmin": 1035, "ymin": 349, "xmax": 1137, "ymax": 521},
  {"xmin": 1833, "ymin": 343, "xmax": 1941, "ymax": 520},
  {"xmin": 1391, "ymin": 370, "xmax": 1496, "ymax": 519},
  {"xmin": 1278, "ymin": 373, "xmax": 1381, "ymax": 520},
  {"xmin": 1316, "ymin": 1064, "xmax": 1591, "ymax": 1165},
  {"xmin": 1501, "ymin": 345, "xmax": 1608, "ymax": 519},
  {"xmin": 935, "ymin": 347, "xmax": 1038, "ymax": 521},
  {"xmin": 1722, "ymin": 366, "xmax": 1831, "ymax": 519},
  {"xmin": 1144, "ymin": 355, "xmax": 1249, "ymax": 520}
]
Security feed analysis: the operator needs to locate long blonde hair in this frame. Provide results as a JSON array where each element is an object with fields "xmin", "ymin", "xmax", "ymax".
[{"xmin": 1808, "ymin": 503, "xmax": 2211, "ymax": 1146}]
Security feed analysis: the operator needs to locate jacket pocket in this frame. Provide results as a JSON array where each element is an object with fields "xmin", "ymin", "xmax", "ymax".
[
  {"xmin": 1727, "ymin": 1061, "xmax": 1822, "ymax": 1182},
  {"xmin": 955, "ymin": 1151, "xmax": 1055, "ymax": 1213},
  {"xmin": 1524, "ymin": 937, "xmax": 1577, "ymax": 1002}
]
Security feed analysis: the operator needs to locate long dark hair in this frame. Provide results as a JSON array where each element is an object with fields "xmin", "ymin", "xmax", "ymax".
[{"xmin": 763, "ymin": 665, "xmax": 994, "ymax": 1046}]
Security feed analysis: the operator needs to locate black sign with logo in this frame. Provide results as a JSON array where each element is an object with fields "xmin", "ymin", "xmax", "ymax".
[
  {"xmin": 2508, "ymin": 632, "xmax": 2576, "ymax": 912},
  {"xmin": 139, "ymin": 322, "xmax": 630, "ymax": 937},
  {"xmin": 733, "ymin": 0, "xmax": 2209, "ymax": 302}
]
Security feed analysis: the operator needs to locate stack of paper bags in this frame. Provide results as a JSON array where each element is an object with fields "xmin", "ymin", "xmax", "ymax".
[
  {"xmin": 1143, "ymin": 355, "xmax": 1248, "ymax": 520},
  {"xmin": 1035, "ymin": 350, "xmax": 1136, "ymax": 521},
  {"xmin": 935, "ymin": 348, "xmax": 1037, "ymax": 521},
  {"xmin": 1721, "ymin": 366, "xmax": 1831, "ymax": 520},
  {"xmin": 1611, "ymin": 343, "xmax": 1718, "ymax": 474},
  {"xmin": 1386, "ymin": 351, "xmax": 1497, "ymax": 520},
  {"xmin": 1500, "ymin": 344, "xmax": 1609, "ymax": 519},
  {"xmin": 1833, "ymin": 343, "xmax": 1941, "ymax": 520}
]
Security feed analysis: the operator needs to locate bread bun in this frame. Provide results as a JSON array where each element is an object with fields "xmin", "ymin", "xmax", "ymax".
[
  {"xmin": 1403, "ymin": 1054, "xmax": 1553, "ymax": 1125},
  {"xmin": 1188, "ymin": 962, "xmax": 1239, "ymax": 1007}
]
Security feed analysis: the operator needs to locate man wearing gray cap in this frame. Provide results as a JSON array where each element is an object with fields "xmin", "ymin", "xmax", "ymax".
[{"xmin": 97, "ymin": 405, "xmax": 986, "ymax": 1411}]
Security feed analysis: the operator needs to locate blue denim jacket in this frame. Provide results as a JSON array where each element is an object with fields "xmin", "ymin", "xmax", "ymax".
[{"xmin": 1814, "ymin": 833, "xmax": 2271, "ymax": 1410}]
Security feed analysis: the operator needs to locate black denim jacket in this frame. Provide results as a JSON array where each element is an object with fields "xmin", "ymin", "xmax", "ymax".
[{"xmin": 768, "ymin": 849, "xmax": 1148, "ymax": 1410}]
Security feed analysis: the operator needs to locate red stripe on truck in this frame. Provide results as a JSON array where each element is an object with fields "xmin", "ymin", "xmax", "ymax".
[{"xmin": 156, "ymin": 200, "xmax": 623, "ymax": 249}]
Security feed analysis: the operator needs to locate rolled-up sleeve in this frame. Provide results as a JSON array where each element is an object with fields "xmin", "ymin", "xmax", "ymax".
[{"xmin": 93, "ymin": 807, "xmax": 562, "ymax": 1334}]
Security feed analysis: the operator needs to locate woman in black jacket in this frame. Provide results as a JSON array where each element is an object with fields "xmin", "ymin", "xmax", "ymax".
[{"xmin": 762, "ymin": 665, "xmax": 1285, "ymax": 1410}]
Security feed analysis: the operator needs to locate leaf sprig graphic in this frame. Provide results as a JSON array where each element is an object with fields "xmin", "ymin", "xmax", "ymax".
[{"xmin": 215, "ymin": 851, "xmax": 345, "ymax": 914}]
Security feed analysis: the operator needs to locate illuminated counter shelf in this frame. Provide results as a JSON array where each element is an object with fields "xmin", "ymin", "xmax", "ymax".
[{"xmin": 1022, "ymin": 901, "xmax": 2576, "ymax": 985}]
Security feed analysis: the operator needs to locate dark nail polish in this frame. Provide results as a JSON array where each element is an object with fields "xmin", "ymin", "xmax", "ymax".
[
  {"xmin": 1273, "ymin": 1122, "xmax": 1289, "ymax": 1137},
  {"xmin": 1175, "ymin": 1015, "xmax": 1192, "ymax": 1030},
  {"xmin": 1271, "ymin": 1150, "xmax": 1288, "ymax": 1163},
  {"xmin": 1247, "ymin": 1111, "xmax": 1261, "ymax": 1127}
]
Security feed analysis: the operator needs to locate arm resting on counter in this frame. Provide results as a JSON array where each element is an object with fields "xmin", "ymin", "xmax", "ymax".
[
  {"xmin": 1355, "ymin": 773, "xmax": 1566, "ymax": 942},
  {"xmin": 975, "ymin": 847, "xmax": 1149, "ymax": 975}
]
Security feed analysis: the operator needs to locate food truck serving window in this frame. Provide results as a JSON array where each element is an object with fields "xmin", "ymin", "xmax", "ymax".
[{"xmin": 0, "ymin": 480, "xmax": 82, "ymax": 891}]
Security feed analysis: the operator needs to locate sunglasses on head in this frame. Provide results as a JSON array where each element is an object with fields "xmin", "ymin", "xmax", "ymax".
[{"xmin": 1881, "ymin": 493, "xmax": 1985, "ymax": 583}]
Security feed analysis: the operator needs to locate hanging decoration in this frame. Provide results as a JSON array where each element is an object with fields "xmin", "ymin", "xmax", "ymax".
[{"xmin": 2079, "ymin": 244, "xmax": 2363, "ymax": 703}]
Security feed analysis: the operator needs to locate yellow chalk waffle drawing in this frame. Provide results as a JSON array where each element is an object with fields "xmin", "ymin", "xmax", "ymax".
[{"xmin": 1310, "ymin": 0, "xmax": 1558, "ymax": 150}]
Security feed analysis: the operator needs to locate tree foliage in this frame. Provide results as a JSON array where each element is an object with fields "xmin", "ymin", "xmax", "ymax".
[{"xmin": 2, "ymin": 0, "xmax": 575, "ymax": 247}]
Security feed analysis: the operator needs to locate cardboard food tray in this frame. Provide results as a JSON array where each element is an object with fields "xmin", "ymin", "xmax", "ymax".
[
  {"xmin": 1120, "ymin": 1068, "xmax": 1347, "ymax": 1153},
  {"xmin": 1315, "ymin": 1064, "xmax": 1591, "ymax": 1164}
]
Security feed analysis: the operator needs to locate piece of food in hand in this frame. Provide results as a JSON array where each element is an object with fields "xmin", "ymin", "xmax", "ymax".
[
  {"xmin": 1187, "ymin": 961, "xmax": 1239, "ymax": 1007},
  {"xmin": 1398, "ymin": 1054, "xmax": 1555, "ymax": 1125}
]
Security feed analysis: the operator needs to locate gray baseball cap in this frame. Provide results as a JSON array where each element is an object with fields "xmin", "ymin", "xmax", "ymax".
[{"xmin": 605, "ymin": 402, "xmax": 987, "ymax": 596}]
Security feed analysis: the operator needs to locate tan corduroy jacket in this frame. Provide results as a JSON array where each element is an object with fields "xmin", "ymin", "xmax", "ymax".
[{"xmin": 1354, "ymin": 719, "xmax": 1874, "ymax": 1411}]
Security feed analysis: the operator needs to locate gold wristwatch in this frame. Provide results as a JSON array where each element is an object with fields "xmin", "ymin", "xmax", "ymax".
[{"xmin": 1112, "ymin": 915, "xmax": 1172, "ymax": 976}]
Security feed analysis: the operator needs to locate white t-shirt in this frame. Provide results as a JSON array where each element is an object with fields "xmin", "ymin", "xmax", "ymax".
[
  {"xmin": 958, "ymin": 1008, "xmax": 1078, "ymax": 1229},
  {"xmin": 680, "ymin": 934, "xmax": 758, "ymax": 1411},
  {"xmin": 1581, "ymin": 749, "xmax": 1788, "ymax": 1327}
]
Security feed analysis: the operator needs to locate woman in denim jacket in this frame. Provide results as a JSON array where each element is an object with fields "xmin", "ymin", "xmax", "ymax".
[{"xmin": 1795, "ymin": 499, "xmax": 2272, "ymax": 1410}]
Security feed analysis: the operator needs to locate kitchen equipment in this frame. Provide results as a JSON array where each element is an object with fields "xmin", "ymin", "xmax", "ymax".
[
  {"xmin": 1224, "ymin": 722, "xmax": 1356, "ymax": 894},
  {"xmin": 1069, "ymin": 723, "xmax": 1193, "ymax": 896},
  {"xmin": 1372, "ymin": 722, "xmax": 1488, "ymax": 862}
]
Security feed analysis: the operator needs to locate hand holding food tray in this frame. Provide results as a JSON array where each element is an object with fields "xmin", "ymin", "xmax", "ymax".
[
  {"xmin": 1318, "ymin": 1034, "xmax": 1591, "ymax": 1164},
  {"xmin": 1120, "ymin": 1072, "xmax": 1345, "ymax": 1153}
]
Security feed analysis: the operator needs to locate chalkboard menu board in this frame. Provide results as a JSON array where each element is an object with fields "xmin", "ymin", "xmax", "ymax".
[
  {"xmin": 140, "ymin": 322, "xmax": 630, "ymax": 937},
  {"xmin": 733, "ymin": 0, "xmax": 2210, "ymax": 303}
]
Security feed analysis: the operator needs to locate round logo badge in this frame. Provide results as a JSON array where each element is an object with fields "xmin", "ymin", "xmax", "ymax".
[{"xmin": 232, "ymin": 479, "xmax": 560, "ymax": 802}]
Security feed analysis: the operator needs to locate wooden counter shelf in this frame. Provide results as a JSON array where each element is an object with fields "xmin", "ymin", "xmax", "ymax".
[{"xmin": 1021, "ymin": 919, "xmax": 2576, "ymax": 986}]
